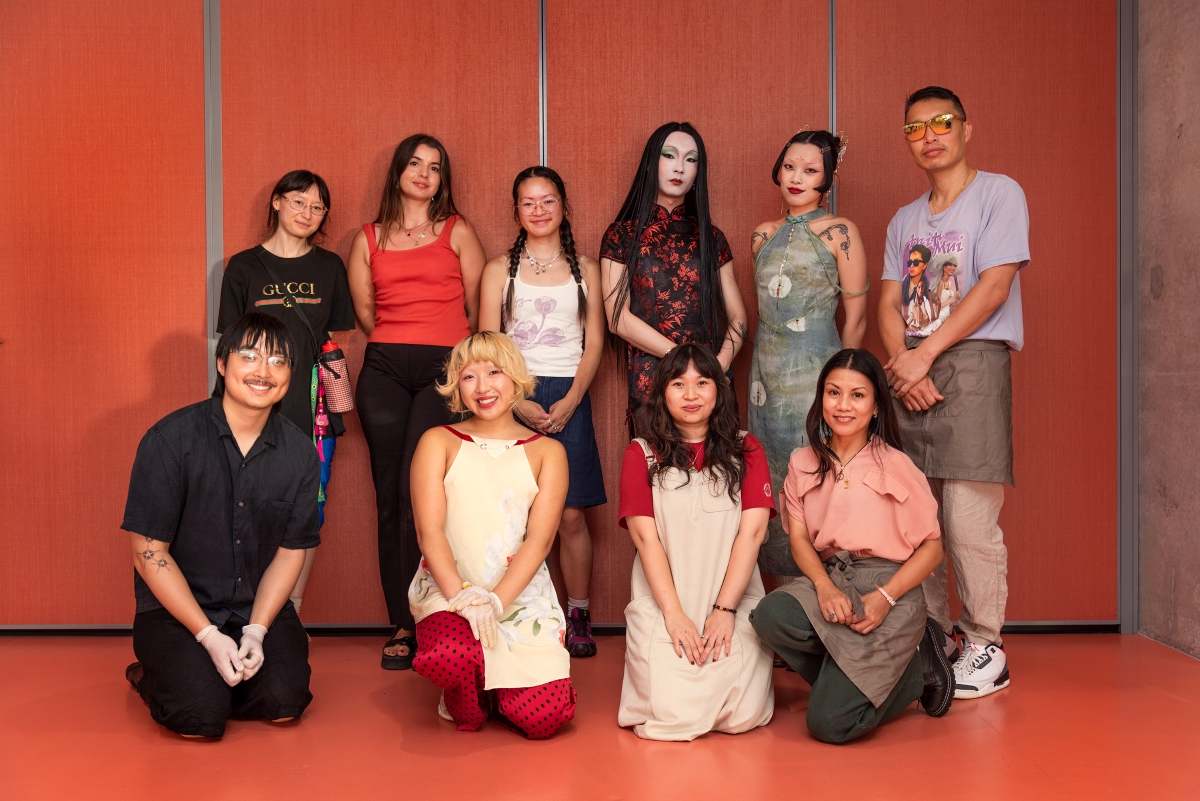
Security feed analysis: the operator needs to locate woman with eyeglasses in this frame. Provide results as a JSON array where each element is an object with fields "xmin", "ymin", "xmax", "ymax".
[
  {"xmin": 217, "ymin": 169, "xmax": 356, "ymax": 622},
  {"xmin": 747, "ymin": 130, "xmax": 869, "ymax": 576},
  {"xmin": 600, "ymin": 122, "xmax": 748, "ymax": 436},
  {"xmin": 348, "ymin": 134, "xmax": 487, "ymax": 671},
  {"xmin": 479, "ymin": 166, "xmax": 607, "ymax": 658}
]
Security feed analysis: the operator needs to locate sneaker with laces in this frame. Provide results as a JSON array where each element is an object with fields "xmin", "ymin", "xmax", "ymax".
[
  {"xmin": 566, "ymin": 607, "xmax": 597, "ymax": 658},
  {"xmin": 953, "ymin": 642, "xmax": 1010, "ymax": 699}
]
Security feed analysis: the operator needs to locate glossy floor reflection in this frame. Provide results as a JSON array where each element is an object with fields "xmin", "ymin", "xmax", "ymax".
[{"xmin": 1, "ymin": 634, "xmax": 1197, "ymax": 799}]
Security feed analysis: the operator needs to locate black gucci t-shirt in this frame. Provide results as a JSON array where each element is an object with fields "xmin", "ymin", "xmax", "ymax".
[{"xmin": 217, "ymin": 245, "xmax": 355, "ymax": 436}]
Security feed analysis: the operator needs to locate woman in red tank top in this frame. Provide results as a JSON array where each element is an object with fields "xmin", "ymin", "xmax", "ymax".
[{"xmin": 347, "ymin": 134, "xmax": 486, "ymax": 670}]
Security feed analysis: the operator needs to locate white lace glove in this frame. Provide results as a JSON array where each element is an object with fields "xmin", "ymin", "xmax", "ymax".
[
  {"xmin": 238, "ymin": 624, "xmax": 268, "ymax": 679},
  {"xmin": 196, "ymin": 624, "xmax": 244, "ymax": 686},
  {"xmin": 458, "ymin": 603, "xmax": 498, "ymax": 648},
  {"xmin": 449, "ymin": 586, "xmax": 504, "ymax": 648}
]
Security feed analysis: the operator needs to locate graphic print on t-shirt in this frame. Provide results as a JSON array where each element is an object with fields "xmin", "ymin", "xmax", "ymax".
[
  {"xmin": 900, "ymin": 231, "xmax": 966, "ymax": 338},
  {"xmin": 254, "ymin": 280, "xmax": 322, "ymax": 308}
]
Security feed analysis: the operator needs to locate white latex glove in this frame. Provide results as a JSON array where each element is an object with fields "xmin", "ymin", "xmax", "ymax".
[
  {"xmin": 196, "ymin": 624, "xmax": 244, "ymax": 686},
  {"xmin": 238, "ymin": 624, "xmax": 268, "ymax": 680},
  {"xmin": 447, "ymin": 585, "xmax": 503, "ymax": 616},
  {"xmin": 458, "ymin": 602, "xmax": 498, "ymax": 649}
]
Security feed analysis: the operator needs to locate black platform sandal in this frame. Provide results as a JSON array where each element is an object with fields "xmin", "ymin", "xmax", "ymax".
[{"xmin": 381, "ymin": 628, "xmax": 417, "ymax": 671}]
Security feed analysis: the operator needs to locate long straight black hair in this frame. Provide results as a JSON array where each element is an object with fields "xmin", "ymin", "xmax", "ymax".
[
  {"xmin": 804, "ymin": 349, "xmax": 902, "ymax": 485},
  {"xmin": 635, "ymin": 343, "xmax": 746, "ymax": 504},
  {"xmin": 502, "ymin": 166, "xmax": 586, "ymax": 330},
  {"xmin": 607, "ymin": 122, "xmax": 726, "ymax": 352}
]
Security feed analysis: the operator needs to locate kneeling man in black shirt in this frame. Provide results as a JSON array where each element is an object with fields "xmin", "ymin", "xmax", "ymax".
[{"xmin": 122, "ymin": 312, "xmax": 319, "ymax": 738}]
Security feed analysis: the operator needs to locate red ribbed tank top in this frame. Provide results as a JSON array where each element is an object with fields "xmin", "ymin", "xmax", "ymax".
[{"xmin": 364, "ymin": 215, "xmax": 471, "ymax": 346}]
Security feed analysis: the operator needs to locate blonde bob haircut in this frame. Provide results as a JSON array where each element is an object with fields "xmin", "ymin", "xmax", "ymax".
[{"xmin": 437, "ymin": 331, "xmax": 537, "ymax": 414}]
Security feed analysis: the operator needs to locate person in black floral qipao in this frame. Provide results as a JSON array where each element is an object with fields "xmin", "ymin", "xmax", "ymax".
[{"xmin": 601, "ymin": 122, "xmax": 748, "ymax": 435}]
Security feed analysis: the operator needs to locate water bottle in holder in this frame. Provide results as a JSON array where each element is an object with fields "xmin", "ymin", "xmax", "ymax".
[{"xmin": 319, "ymin": 340, "xmax": 354, "ymax": 413}]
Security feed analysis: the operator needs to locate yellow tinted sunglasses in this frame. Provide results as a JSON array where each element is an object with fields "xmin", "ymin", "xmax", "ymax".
[{"xmin": 903, "ymin": 113, "xmax": 966, "ymax": 141}]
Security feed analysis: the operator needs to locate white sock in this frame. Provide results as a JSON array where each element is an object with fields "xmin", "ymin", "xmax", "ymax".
[{"xmin": 567, "ymin": 597, "xmax": 589, "ymax": 612}]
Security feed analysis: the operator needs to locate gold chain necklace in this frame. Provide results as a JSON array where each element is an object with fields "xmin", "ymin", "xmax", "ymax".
[
  {"xmin": 930, "ymin": 168, "xmax": 975, "ymax": 215},
  {"xmin": 402, "ymin": 218, "xmax": 432, "ymax": 247},
  {"xmin": 833, "ymin": 442, "xmax": 869, "ymax": 489}
]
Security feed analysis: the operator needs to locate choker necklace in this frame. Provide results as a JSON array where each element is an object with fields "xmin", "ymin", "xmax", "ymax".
[{"xmin": 524, "ymin": 244, "xmax": 563, "ymax": 275}]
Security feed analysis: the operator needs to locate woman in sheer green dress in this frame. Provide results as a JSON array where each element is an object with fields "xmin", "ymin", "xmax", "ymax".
[{"xmin": 749, "ymin": 130, "xmax": 870, "ymax": 574}]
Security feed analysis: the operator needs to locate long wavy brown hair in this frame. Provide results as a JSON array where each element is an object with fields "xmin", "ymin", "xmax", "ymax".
[
  {"xmin": 634, "ymin": 343, "xmax": 746, "ymax": 504},
  {"xmin": 374, "ymin": 134, "xmax": 458, "ymax": 251}
]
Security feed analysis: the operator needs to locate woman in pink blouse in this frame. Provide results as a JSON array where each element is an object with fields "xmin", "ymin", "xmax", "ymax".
[{"xmin": 749, "ymin": 349, "xmax": 954, "ymax": 743}]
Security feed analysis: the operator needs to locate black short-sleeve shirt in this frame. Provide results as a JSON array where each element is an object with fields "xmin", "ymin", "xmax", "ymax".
[
  {"xmin": 217, "ymin": 245, "xmax": 355, "ymax": 436},
  {"xmin": 121, "ymin": 397, "xmax": 321, "ymax": 626}
]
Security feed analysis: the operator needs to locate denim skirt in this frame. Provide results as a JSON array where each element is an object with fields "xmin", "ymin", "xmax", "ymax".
[{"xmin": 531, "ymin": 376, "xmax": 607, "ymax": 508}]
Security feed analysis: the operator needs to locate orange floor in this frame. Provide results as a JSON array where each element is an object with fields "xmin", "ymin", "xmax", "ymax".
[{"xmin": 1, "ymin": 634, "xmax": 1198, "ymax": 799}]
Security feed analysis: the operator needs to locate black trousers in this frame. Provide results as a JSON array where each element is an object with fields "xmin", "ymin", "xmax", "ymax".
[
  {"xmin": 132, "ymin": 605, "xmax": 312, "ymax": 737},
  {"xmin": 356, "ymin": 342, "xmax": 454, "ymax": 628}
]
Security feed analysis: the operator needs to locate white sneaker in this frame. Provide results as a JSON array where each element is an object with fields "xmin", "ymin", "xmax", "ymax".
[
  {"xmin": 953, "ymin": 642, "xmax": 1010, "ymax": 699},
  {"xmin": 437, "ymin": 691, "xmax": 454, "ymax": 721}
]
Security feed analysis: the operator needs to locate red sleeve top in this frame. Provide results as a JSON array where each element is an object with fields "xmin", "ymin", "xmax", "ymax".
[{"xmin": 618, "ymin": 433, "xmax": 777, "ymax": 528}]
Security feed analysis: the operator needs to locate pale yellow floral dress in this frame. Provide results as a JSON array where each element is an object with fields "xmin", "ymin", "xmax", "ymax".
[{"xmin": 408, "ymin": 428, "xmax": 570, "ymax": 690}]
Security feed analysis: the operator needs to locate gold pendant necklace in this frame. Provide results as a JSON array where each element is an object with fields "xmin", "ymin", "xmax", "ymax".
[
  {"xmin": 403, "ymin": 218, "xmax": 431, "ymax": 247},
  {"xmin": 833, "ymin": 443, "xmax": 869, "ymax": 489}
]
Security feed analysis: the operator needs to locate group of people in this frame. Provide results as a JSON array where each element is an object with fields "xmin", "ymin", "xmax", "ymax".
[{"xmin": 120, "ymin": 85, "xmax": 1029, "ymax": 744}]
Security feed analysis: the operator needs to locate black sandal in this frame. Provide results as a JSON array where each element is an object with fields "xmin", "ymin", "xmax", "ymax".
[{"xmin": 381, "ymin": 628, "xmax": 417, "ymax": 671}]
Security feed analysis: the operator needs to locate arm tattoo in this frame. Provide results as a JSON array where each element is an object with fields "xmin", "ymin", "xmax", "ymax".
[
  {"xmin": 737, "ymin": 321, "xmax": 747, "ymax": 341},
  {"xmin": 816, "ymin": 223, "xmax": 852, "ymax": 258},
  {"xmin": 750, "ymin": 231, "xmax": 768, "ymax": 255},
  {"xmin": 139, "ymin": 536, "xmax": 171, "ymax": 573}
]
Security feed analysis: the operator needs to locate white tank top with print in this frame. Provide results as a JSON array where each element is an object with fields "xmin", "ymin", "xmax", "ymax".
[{"xmin": 504, "ymin": 272, "xmax": 587, "ymax": 377}]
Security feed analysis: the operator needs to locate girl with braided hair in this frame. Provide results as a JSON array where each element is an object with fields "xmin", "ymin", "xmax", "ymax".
[{"xmin": 479, "ymin": 166, "xmax": 607, "ymax": 658}]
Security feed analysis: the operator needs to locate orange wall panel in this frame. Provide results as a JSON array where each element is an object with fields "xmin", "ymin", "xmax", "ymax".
[
  {"xmin": 0, "ymin": 1, "xmax": 208, "ymax": 623},
  {"xmin": 546, "ymin": 0, "xmax": 831, "ymax": 624},
  {"xmin": 837, "ymin": 1, "xmax": 1119, "ymax": 620},
  {"xmin": 221, "ymin": 0, "xmax": 540, "ymax": 623}
]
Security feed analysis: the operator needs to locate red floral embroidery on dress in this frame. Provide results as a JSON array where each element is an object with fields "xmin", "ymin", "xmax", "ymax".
[{"xmin": 601, "ymin": 205, "xmax": 732, "ymax": 406}]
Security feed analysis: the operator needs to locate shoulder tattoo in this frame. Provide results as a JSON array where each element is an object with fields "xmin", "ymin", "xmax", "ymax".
[
  {"xmin": 750, "ymin": 231, "xmax": 768, "ymax": 254},
  {"xmin": 815, "ymin": 223, "xmax": 851, "ymax": 258}
]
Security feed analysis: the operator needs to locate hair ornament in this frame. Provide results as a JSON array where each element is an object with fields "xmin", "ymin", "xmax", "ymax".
[{"xmin": 836, "ymin": 131, "xmax": 849, "ymax": 168}]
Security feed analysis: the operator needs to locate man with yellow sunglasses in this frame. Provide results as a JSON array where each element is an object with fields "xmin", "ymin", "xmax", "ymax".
[{"xmin": 878, "ymin": 86, "xmax": 1030, "ymax": 702}]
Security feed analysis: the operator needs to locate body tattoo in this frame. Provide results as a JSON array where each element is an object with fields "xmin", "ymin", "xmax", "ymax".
[
  {"xmin": 750, "ymin": 231, "xmax": 769, "ymax": 256},
  {"xmin": 140, "ymin": 536, "xmax": 172, "ymax": 573},
  {"xmin": 816, "ymin": 223, "xmax": 851, "ymax": 258}
]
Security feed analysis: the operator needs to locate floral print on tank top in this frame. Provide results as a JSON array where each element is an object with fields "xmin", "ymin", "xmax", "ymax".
[
  {"xmin": 600, "ymin": 205, "xmax": 733, "ymax": 406},
  {"xmin": 511, "ymin": 297, "xmax": 566, "ymax": 349}
]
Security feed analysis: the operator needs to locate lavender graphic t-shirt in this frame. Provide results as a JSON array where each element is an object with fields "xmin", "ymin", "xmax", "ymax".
[{"xmin": 882, "ymin": 171, "xmax": 1030, "ymax": 351}]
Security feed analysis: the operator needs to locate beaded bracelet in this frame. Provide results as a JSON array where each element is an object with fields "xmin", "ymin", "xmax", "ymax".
[{"xmin": 712, "ymin": 603, "xmax": 737, "ymax": 614}]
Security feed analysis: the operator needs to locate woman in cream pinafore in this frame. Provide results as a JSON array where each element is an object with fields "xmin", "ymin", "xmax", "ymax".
[{"xmin": 618, "ymin": 344, "xmax": 775, "ymax": 741}]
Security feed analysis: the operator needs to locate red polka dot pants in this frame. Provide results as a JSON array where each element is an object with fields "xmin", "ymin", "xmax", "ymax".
[{"xmin": 413, "ymin": 611, "xmax": 576, "ymax": 739}]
